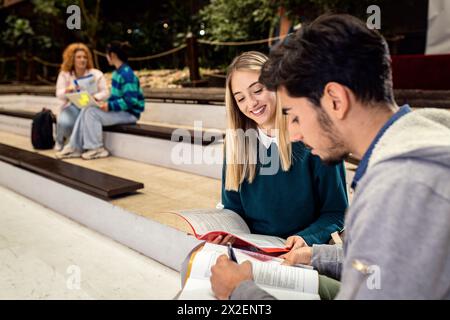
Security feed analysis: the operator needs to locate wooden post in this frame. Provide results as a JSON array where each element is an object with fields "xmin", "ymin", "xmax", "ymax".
[
  {"xmin": 27, "ymin": 53, "xmax": 36, "ymax": 82},
  {"xmin": 0, "ymin": 61, "xmax": 4, "ymax": 82},
  {"xmin": 269, "ymin": 6, "xmax": 292, "ymax": 47},
  {"xmin": 93, "ymin": 49, "xmax": 100, "ymax": 70},
  {"xmin": 16, "ymin": 53, "xmax": 22, "ymax": 82},
  {"xmin": 186, "ymin": 32, "xmax": 200, "ymax": 83},
  {"xmin": 279, "ymin": 6, "xmax": 292, "ymax": 38}
]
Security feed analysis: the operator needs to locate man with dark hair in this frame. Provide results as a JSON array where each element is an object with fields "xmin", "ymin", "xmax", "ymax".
[{"xmin": 210, "ymin": 14, "xmax": 450, "ymax": 299}]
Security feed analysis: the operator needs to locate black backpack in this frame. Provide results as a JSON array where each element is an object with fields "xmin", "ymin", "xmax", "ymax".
[{"xmin": 31, "ymin": 108, "xmax": 56, "ymax": 149}]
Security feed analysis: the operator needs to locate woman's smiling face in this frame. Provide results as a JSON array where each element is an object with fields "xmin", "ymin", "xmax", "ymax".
[
  {"xmin": 73, "ymin": 49, "xmax": 88, "ymax": 71},
  {"xmin": 231, "ymin": 70, "xmax": 276, "ymax": 129}
]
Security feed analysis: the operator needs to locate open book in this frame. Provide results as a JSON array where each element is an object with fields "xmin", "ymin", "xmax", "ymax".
[
  {"xmin": 178, "ymin": 243, "xmax": 320, "ymax": 300},
  {"xmin": 65, "ymin": 91, "xmax": 100, "ymax": 109},
  {"xmin": 170, "ymin": 209, "xmax": 289, "ymax": 254},
  {"xmin": 74, "ymin": 74, "xmax": 98, "ymax": 95}
]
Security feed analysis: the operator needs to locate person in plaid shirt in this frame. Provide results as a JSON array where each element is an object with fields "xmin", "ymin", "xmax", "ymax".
[{"xmin": 56, "ymin": 41, "xmax": 144, "ymax": 160}]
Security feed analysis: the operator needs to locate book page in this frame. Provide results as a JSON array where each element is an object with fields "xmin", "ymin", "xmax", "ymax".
[
  {"xmin": 233, "ymin": 233, "xmax": 286, "ymax": 249},
  {"xmin": 189, "ymin": 243, "xmax": 280, "ymax": 280},
  {"xmin": 75, "ymin": 74, "xmax": 97, "ymax": 95},
  {"xmin": 188, "ymin": 246, "xmax": 220, "ymax": 280},
  {"xmin": 205, "ymin": 243, "xmax": 282, "ymax": 264},
  {"xmin": 178, "ymin": 278, "xmax": 216, "ymax": 300},
  {"xmin": 204, "ymin": 243, "xmax": 318, "ymax": 294},
  {"xmin": 181, "ymin": 243, "xmax": 319, "ymax": 300},
  {"xmin": 252, "ymin": 261, "xmax": 318, "ymax": 295},
  {"xmin": 178, "ymin": 209, "xmax": 250, "ymax": 236},
  {"xmin": 179, "ymin": 278, "xmax": 319, "ymax": 300},
  {"xmin": 261, "ymin": 286, "xmax": 320, "ymax": 300},
  {"xmin": 65, "ymin": 91, "xmax": 100, "ymax": 109}
]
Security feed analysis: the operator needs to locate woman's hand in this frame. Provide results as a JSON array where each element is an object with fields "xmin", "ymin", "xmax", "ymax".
[
  {"xmin": 280, "ymin": 246, "xmax": 313, "ymax": 266},
  {"xmin": 281, "ymin": 235, "xmax": 312, "ymax": 266},
  {"xmin": 209, "ymin": 234, "xmax": 235, "ymax": 246},
  {"xmin": 285, "ymin": 235, "xmax": 308, "ymax": 251},
  {"xmin": 65, "ymin": 85, "xmax": 77, "ymax": 94}
]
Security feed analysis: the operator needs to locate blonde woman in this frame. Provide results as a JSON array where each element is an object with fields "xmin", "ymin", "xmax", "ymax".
[
  {"xmin": 55, "ymin": 43, "xmax": 109, "ymax": 151},
  {"xmin": 218, "ymin": 51, "xmax": 348, "ymax": 247}
]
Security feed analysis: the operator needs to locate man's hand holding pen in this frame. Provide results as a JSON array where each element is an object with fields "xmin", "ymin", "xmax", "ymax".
[{"xmin": 210, "ymin": 243, "xmax": 253, "ymax": 300}]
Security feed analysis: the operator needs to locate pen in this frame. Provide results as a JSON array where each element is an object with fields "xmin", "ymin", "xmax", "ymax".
[
  {"xmin": 227, "ymin": 242, "xmax": 238, "ymax": 263},
  {"xmin": 74, "ymin": 79, "xmax": 80, "ymax": 92}
]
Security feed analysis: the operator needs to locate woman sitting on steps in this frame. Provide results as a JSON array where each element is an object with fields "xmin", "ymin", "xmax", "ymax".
[{"xmin": 56, "ymin": 41, "xmax": 145, "ymax": 160}]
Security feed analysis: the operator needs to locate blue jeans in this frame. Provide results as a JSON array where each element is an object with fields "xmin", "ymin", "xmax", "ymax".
[
  {"xmin": 68, "ymin": 106, "xmax": 137, "ymax": 151},
  {"xmin": 56, "ymin": 104, "xmax": 81, "ymax": 145}
]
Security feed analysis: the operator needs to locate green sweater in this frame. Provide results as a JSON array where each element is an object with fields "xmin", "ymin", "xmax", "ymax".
[
  {"xmin": 222, "ymin": 141, "xmax": 348, "ymax": 245},
  {"xmin": 108, "ymin": 63, "xmax": 145, "ymax": 119}
]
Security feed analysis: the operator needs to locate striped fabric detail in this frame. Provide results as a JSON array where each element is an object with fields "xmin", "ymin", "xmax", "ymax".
[{"xmin": 108, "ymin": 64, "xmax": 145, "ymax": 118}]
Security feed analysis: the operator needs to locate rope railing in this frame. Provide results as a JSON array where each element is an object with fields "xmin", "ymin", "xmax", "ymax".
[
  {"xmin": 1, "ymin": 34, "xmax": 293, "ymax": 83},
  {"xmin": 197, "ymin": 33, "xmax": 292, "ymax": 46},
  {"xmin": 1, "ymin": 33, "xmax": 291, "ymax": 70},
  {"xmin": 92, "ymin": 50, "xmax": 107, "ymax": 57},
  {"xmin": 36, "ymin": 74, "xmax": 56, "ymax": 85},
  {"xmin": 93, "ymin": 44, "xmax": 187, "ymax": 62},
  {"xmin": 0, "ymin": 55, "xmax": 61, "ymax": 67},
  {"xmin": 31, "ymin": 56, "xmax": 60, "ymax": 68},
  {"xmin": 0, "ymin": 43, "xmax": 187, "ymax": 71},
  {"xmin": 0, "ymin": 57, "xmax": 16, "ymax": 62}
]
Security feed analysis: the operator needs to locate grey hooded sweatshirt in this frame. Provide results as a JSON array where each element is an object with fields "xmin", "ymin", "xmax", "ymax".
[{"xmin": 231, "ymin": 107, "xmax": 450, "ymax": 300}]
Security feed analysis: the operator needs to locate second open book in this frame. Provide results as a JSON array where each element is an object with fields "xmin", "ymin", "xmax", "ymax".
[
  {"xmin": 65, "ymin": 91, "xmax": 100, "ymax": 109},
  {"xmin": 179, "ymin": 243, "xmax": 320, "ymax": 300},
  {"xmin": 168, "ymin": 208, "xmax": 289, "ymax": 254}
]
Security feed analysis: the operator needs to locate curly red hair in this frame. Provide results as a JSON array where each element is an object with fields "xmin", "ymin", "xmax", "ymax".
[{"xmin": 60, "ymin": 43, "xmax": 94, "ymax": 72}]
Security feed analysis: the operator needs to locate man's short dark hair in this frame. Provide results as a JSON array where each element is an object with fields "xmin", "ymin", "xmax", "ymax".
[{"xmin": 260, "ymin": 14, "xmax": 394, "ymax": 106}]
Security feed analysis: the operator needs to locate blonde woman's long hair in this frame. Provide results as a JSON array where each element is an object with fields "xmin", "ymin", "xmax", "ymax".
[
  {"xmin": 225, "ymin": 51, "xmax": 292, "ymax": 191},
  {"xmin": 60, "ymin": 43, "xmax": 94, "ymax": 73}
]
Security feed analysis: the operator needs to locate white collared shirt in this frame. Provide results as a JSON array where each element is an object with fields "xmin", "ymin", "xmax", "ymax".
[{"xmin": 257, "ymin": 128, "xmax": 278, "ymax": 149}]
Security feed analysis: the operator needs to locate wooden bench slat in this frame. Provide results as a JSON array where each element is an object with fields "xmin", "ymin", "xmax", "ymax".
[
  {"xmin": 1, "ymin": 85, "xmax": 450, "ymax": 108},
  {"xmin": 0, "ymin": 109, "xmax": 35, "ymax": 119},
  {"xmin": 0, "ymin": 109, "xmax": 224, "ymax": 146},
  {"xmin": 0, "ymin": 143, "xmax": 144, "ymax": 199},
  {"xmin": 0, "ymin": 85, "xmax": 226, "ymax": 103},
  {"xmin": 103, "ymin": 123, "xmax": 224, "ymax": 146}
]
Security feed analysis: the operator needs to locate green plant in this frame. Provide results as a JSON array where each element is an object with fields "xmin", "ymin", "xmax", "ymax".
[{"xmin": 199, "ymin": 0, "xmax": 278, "ymax": 42}]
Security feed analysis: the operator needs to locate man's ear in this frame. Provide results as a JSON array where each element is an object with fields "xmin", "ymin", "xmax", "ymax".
[{"xmin": 322, "ymin": 82, "xmax": 350, "ymax": 120}]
